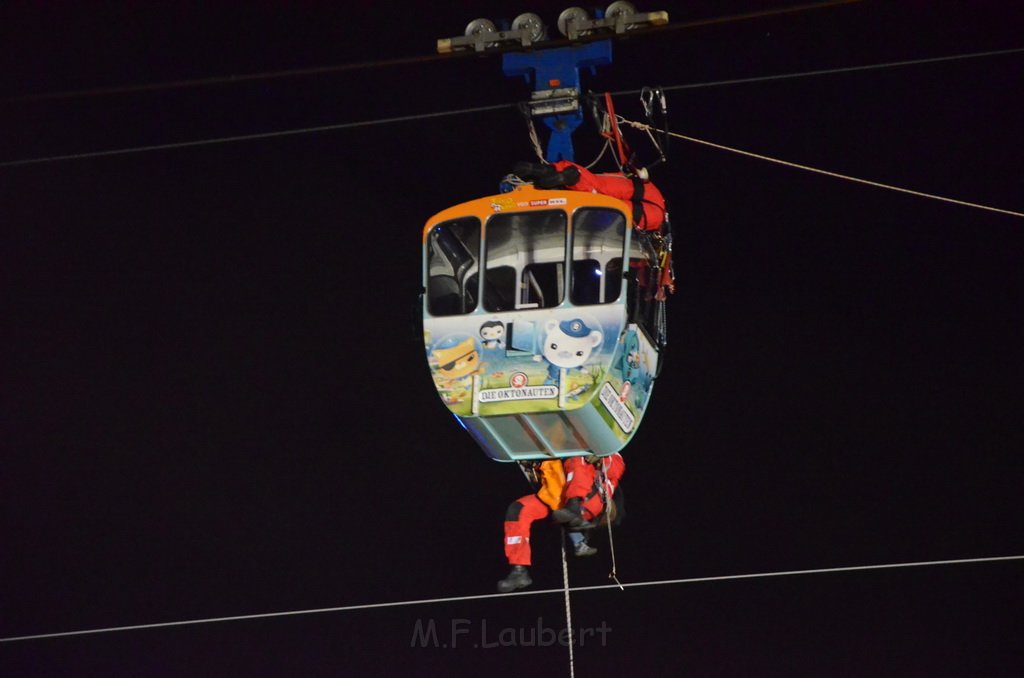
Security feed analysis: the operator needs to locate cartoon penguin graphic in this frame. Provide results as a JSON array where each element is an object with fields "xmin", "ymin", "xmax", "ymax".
[{"xmin": 479, "ymin": 320, "xmax": 505, "ymax": 350}]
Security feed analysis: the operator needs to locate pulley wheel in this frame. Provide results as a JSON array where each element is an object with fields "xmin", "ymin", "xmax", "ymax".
[
  {"xmin": 512, "ymin": 12, "xmax": 546, "ymax": 43},
  {"xmin": 557, "ymin": 7, "xmax": 590, "ymax": 38},
  {"xmin": 606, "ymin": 1, "xmax": 638, "ymax": 19},
  {"xmin": 464, "ymin": 18, "xmax": 498, "ymax": 49}
]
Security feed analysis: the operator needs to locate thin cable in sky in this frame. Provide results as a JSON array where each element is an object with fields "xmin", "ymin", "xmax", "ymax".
[
  {"xmin": 619, "ymin": 119, "xmax": 1024, "ymax": 218},
  {"xmin": 7, "ymin": 0, "xmax": 862, "ymax": 103},
  {"xmin": 1, "ymin": 554, "xmax": 1020, "ymax": 643},
  {"xmin": 2, "ymin": 46, "xmax": 1019, "ymax": 170},
  {"xmin": 623, "ymin": 46, "xmax": 1024, "ymax": 95},
  {"xmin": 6, "ymin": 53, "xmax": 454, "ymax": 103},
  {"xmin": 0, "ymin": 103, "xmax": 514, "ymax": 168}
]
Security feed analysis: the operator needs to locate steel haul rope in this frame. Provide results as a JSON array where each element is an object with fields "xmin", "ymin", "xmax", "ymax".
[{"xmin": 2, "ymin": 555, "xmax": 1021, "ymax": 643}]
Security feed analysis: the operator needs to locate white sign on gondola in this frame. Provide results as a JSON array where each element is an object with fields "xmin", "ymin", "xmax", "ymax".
[
  {"xmin": 599, "ymin": 381, "xmax": 635, "ymax": 433},
  {"xmin": 478, "ymin": 385, "xmax": 559, "ymax": 403}
]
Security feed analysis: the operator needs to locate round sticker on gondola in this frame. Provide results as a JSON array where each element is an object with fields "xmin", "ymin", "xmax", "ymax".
[{"xmin": 509, "ymin": 372, "xmax": 528, "ymax": 388}]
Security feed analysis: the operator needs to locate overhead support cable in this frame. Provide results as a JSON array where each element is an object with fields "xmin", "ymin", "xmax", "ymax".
[
  {"xmin": 6, "ymin": 0, "xmax": 863, "ymax": 104},
  {"xmin": 5, "ymin": 53, "xmax": 457, "ymax": 104},
  {"xmin": 2, "ymin": 554, "xmax": 1021, "ymax": 644},
  {"xmin": 0, "ymin": 103, "xmax": 514, "ymax": 168},
  {"xmin": 2, "ymin": 46, "xmax": 1019, "ymax": 170},
  {"xmin": 619, "ymin": 46, "xmax": 1024, "ymax": 96},
  {"xmin": 653, "ymin": 0, "xmax": 862, "ymax": 36}
]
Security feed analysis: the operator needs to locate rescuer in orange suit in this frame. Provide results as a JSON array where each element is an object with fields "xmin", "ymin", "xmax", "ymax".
[
  {"xmin": 497, "ymin": 453, "xmax": 625, "ymax": 593},
  {"xmin": 514, "ymin": 160, "xmax": 667, "ymax": 232},
  {"xmin": 552, "ymin": 452, "xmax": 626, "ymax": 530}
]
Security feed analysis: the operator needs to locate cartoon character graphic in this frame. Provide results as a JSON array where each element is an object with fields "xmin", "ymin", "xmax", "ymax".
[
  {"xmin": 535, "ymin": 318, "xmax": 603, "ymax": 386},
  {"xmin": 479, "ymin": 320, "xmax": 505, "ymax": 350},
  {"xmin": 617, "ymin": 328, "xmax": 653, "ymax": 409},
  {"xmin": 430, "ymin": 335, "xmax": 484, "ymax": 401},
  {"xmin": 617, "ymin": 330, "xmax": 642, "ymax": 382}
]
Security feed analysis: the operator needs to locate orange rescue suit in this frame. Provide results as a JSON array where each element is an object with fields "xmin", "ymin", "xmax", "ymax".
[{"xmin": 551, "ymin": 160, "xmax": 666, "ymax": 232}]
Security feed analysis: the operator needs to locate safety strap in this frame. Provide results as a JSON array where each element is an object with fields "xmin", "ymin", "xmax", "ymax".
[
  {"xmin": 602, "ymin": 92, "xmax": 632, "ymax": 171},
  {"xmin": 630, "ymin": 175, "xmax": 646, "ymax": 228},
  {"xmin": 655, "ymin": 243, "xmax": 675, "ymax": 300},
  {"xmin": 583, "ymin": 457, "xmax": 608, "ymax": 501}
]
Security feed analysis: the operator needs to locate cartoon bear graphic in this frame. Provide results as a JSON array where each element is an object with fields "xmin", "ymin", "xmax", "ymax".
[{"xmin": 536, "ymin": 318, "xmax": 603, "ymax": 386}]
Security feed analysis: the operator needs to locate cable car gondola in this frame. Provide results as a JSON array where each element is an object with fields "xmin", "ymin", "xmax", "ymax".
[{"xmin": 422, "ymin": 6, "xmax": 673, "ymax": 463}]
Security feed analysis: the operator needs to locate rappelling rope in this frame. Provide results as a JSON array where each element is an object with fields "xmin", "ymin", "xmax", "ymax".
[
  {"xmin": 522, "ymin": 107, "xmax": 547, "ymax": 164},
  {"xmin": 598, "ymin": 465, "xmax": 624, "ymax": 590},
  {"xmin": 619, "ymin": 118, "xmax": 1024, "ymax": 219},
  {"xmin": 560, "ymin": 530, "xmax": 576, "ymax": 678},
  {"xmin": 584, "ymin": 138, "xmax": 613, "ymax": 170}
]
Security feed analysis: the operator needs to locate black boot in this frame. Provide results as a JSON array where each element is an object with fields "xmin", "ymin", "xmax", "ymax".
[
  {"xmin": 534, "ymin": 164, "xmax": 580, "ymax": 189},
  {"xmin": 497, "ymin": 565, "xmax": 533, "ymax": 593},
  {"xmin": 512, "ymin": 161, "xmax": 549, "ymax": 181},
  {"xmin": 552, "ymin": 498, "xmax": 594, "ymax": 530},
  {"xmin": 512, "ymin": 162, "xmax": 581, "ymax": 189}
]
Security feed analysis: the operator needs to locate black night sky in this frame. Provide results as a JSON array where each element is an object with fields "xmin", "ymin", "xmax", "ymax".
[{"xmin": 2, "ymin": 2, "xmax": 1023, "ymax": 675}]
